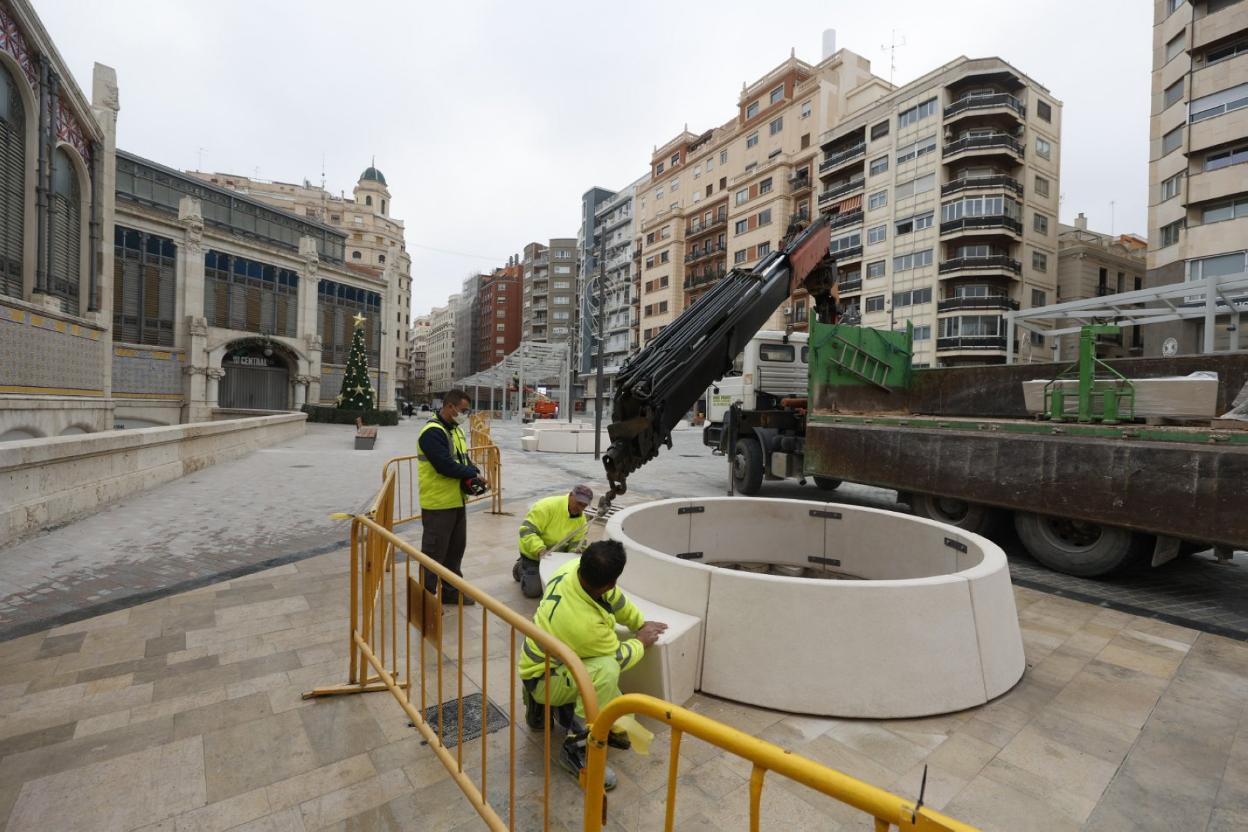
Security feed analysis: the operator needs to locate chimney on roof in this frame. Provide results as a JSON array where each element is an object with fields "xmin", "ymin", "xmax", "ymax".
[
  {"xmin": 822, "ymin": 29, "xmax": 837, "ymax": 60},
  {"xmin": 1075, "ymin": 212, "xmax": 1088, "ymax": 231}
]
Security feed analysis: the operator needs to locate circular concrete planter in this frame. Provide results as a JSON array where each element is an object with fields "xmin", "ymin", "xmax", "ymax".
[{"xmin": 605, "ymin": 497, "xmax": 1025, "ymax": 718}]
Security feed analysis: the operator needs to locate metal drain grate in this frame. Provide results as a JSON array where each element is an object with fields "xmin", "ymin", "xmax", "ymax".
[{"xmin": 416, "ymin": 692, "xmax": 509, "ymax": 748}]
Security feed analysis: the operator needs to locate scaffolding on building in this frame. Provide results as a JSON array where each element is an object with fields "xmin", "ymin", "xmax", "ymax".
[{"xmin": 454, "ymin": 341, "xmax": 574, "ymax": 420}]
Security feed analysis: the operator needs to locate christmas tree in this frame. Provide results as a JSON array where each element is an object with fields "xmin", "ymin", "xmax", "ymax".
[{"xmin": 336, "ymin": 313, "xmax": 376, "ymax": 410}]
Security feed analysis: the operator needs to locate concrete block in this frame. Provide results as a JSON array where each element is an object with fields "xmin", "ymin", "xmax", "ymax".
[{"xmin": 520, "ymin": 436, "xmax": 538, "ymax": 452}]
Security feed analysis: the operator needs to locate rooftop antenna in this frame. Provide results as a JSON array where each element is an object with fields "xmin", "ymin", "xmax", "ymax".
[
  {"xmin": 881, "ymin": 30, "xmax": 906, "ymax": 85},
  {"xmin": 1110, "ymin": 200, "xmax": 1116, "ymax": 236},
  {"xmin": 197, "ymin": 147, "xmax": 207, "ymax": 170}
]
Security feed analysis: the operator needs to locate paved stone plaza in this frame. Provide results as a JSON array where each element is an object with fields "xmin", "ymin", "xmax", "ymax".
[{"xmin": 1, "ymin": 418, "xmax": 1248, "ymax": 830}]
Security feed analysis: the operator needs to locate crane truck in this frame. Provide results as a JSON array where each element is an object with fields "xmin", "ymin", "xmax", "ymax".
[{"xmin": 598, "ymin": 215, "xmax": 1248, "ymax": 577}]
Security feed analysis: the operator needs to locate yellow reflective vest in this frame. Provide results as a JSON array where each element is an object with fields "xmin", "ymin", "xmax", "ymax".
[
  {"xmin": 518, "ymin": 494, "xmax": 589, "ymax": 561},
  {"xmin": 518, "ymin": 556, "xmax": 646, "ymax": 680},
  {"xmin": 417, "ymin": 418, "xmax": 470, "ymax": 510}
]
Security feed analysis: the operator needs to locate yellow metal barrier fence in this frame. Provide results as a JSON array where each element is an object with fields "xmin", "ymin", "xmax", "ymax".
[
  {"xmin": 307, "ymin": 469, "xmax": 605, "ymax": 832},
  {"xmin": 384, "ymin": 442, "xmax": 503, "ymax": 526},
  {"xmin": 584, "ymin": 693, "xmax": 979, "ymax": 832}
]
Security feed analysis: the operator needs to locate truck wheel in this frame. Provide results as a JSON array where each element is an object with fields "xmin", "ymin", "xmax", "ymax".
[
  {"xmin": 910, "ymin": 494, "xmax": 1002, "ymax": 537},
  {"xmin": 1013, "ymin": 512, "xmax": 1143, "ymax": 577},
  {"xmin": 813, "ymin": 476, "xmax": 841, "ymax": 491},
  {"xmin": 732, "ymin": 439, "xmax": 765, "ymax": 495}
]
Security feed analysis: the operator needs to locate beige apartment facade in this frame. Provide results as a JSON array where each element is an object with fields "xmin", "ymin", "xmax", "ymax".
[
  {"xmin": 188, "ymin": 166, "xmax": 415, "ymax": 383},
  {"xmin": 635, "ymin": 49, "xmax": 879, "ymax": 346},
  {"xmin": 521, "ymin": 238, "xmax": 577, "ymax": 345},
  {"xmin": 817, "ymin": 56, "xmax": 1061, "ymax": 367},
  {"xmin": 1146, "ymin": 0, "xmax": 1248, "ymax": 354},
  {"xmin": 1055, "ymin": 213, "xmax": 1148, "ymax": 359},
  {"xmin": 425, "ymin": 299, "xmax": 456, "ymax": 396}
]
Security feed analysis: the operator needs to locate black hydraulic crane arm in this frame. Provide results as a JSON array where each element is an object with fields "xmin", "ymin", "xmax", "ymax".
[{"xmin": 600, "ymin": 215, "xmax": 834, "ymax": 501}]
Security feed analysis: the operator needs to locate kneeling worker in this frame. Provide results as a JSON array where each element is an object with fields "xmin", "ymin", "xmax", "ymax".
[
  {"xmin": 517, "ymin": 540, "xmax": 667, "ymax": 789},
  {"xmin": 513, "ymin": 484, "xmax": 595, "ymax": 599}
]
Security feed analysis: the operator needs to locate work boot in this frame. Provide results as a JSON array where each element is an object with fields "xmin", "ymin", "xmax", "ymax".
[
  {"xmin": 512, "ymin": 558, "xmax": 523, "ymax": 582},
  {"xmin": 518, "ymin": 559, "xmax": 543, "ymax": 599},
  {"xmin": 608, "ymin": 729, "xmax": 631, "ymax": 751},
  {"xmin": 441, "ymin": 588, "xmax": 476, "ymax": 607},
  {"xmin": 557, "ymin": 736, "xmax": 617, "ymax": 791},
  {"xmin": 522, "ymin": 686, "xmax": 546, "ymax": 731}
]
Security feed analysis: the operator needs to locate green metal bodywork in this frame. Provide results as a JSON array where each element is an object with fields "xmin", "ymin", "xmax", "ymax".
[{"xmin": 807, "ymin": 321, "xmax": 914, "ymax": 391}]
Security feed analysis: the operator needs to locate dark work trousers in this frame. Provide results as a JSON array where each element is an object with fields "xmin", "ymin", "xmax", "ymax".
[{"xmin": 420, "ymin": 506, "xmax": 467, "ymax": 599}]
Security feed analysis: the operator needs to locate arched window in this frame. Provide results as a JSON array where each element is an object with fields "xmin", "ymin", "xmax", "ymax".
[
  {"xmin": 378, "ymin": 254, "xmax": 386, "ymax": 264},
  {"xmin": 381, "ymin": 199, "xmax": 386, "ymax": 214},
  {"xmin": 0, "ymin": 63, "xmax": 25, "ymax": 300},
  {"xmin": 352, "ymin": 250, "xmax": 361, "ymax": 260},
  {"xmin": 365, "ymin": 195, "xmax": 373, "ymax": 207},
  {"xmin": 49, "ymin": 147, "xmax": 81, "ymax": 315}
]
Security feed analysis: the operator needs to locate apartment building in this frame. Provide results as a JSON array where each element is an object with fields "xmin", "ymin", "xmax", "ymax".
[
  {"xmin": 582, "ymin": 175, "xmax": 648, "ymax": 400},
  {"xmin": 635, "ymin": 46, "xmax": 880, "ymax": 346},
  {"xmin": 1055, "ymin": 213, "xmax": 1148, "ymax": 359},
  {"xmin": 188, "ymin": 166, "xmax": 415, "ymax": 386},
  {"xmin": 521, "ymin": 239, "xmax": 577, "ymax": 345},
  {"xmin": 1146, "ymin": 0, "xmax": 1248, "ymax": 354},
  {"xmin": 407, "ymin": 315, "xmax": 431, "ymax": 399},
  {"xmin": 426, "ymin": 298, "xmax": 457, "ymax": 396},
  {"xmin": 454, "ymin": 274, "xmax": 480, "ymax": 378},
  {"xmin": 477, "ymin": 258, "xmax": 523, "ymax": 371},
  {"xmin": 577, "ymin": 187, "xmax": 620, "ymax": 396},
  {"xmin": 817, "ymin": 56, "xmax": 1061, "ymax": 367}
]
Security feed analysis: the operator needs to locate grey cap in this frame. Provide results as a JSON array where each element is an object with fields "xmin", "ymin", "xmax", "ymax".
[{"xmin": 571, "ymin": 484, "xmax": 594, "ymax": 505}]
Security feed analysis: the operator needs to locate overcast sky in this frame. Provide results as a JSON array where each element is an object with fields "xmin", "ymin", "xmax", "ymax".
[{"xmin": 40, "ymin": 0, "xmax": 1150, "ymax": 318}]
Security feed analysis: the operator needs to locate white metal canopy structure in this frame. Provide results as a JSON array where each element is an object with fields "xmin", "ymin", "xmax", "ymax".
[
  {"xmin": 1004, "ymin": 271, "xmax": 1248, "ymax": 363},
  {"xmin": 455, "ymin": 341, "xmax": 573, "ymax": 418}
]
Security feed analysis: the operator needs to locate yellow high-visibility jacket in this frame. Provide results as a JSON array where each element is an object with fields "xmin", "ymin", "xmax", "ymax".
[
  {"xmin": 518, "ymin": 556, "xmax": 646, "ymax": 680},
  {"xmin": 518, "ymin": 494, "xmax": 589, "ymax": 561}
]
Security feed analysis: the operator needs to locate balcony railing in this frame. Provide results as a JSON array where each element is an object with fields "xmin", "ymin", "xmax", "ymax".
[
  {"xmin": 939, "ymin": 216, "xmax": 1024, "ymax": 236},
  {"xmin": 944, "ymin": 93, "xmax": 1026, "ymax": 120},
  {"xmin": 684, "ymin": 242, "xmax": 727, "ymax": 263},
  {"xmin": 788, "ymin": 172, "xmax": 812, "ymax": 192},
  {"xmin": 828, "ymin": 209, "xmax": 864, "ymax": 230},
  {"xmin": 936, "ymin": 335, "xmax": 1008, "ymax": 351},
  {"xmin": 818, "ymin": 143, "xmax": 867, "ymax": 173},
  {"xmin": 941, "ymin": 175, "xmax": 1023, "ymax": 197},
  {"xmin": 942, "ymin": 134, "xmax": 1024, "ymax": 158},
  {"xmin": 838, "ymin": 277, "xmax": 863, "ymax": 294},
  {"xmin": 818, "ymin": 178, "xmax": 866, "ymax": 204},
  {"xmin": 936, "ymin": 296, "xmax": 1020, "ymax": 313},
  {"xmin": 937, "ymin": 255, "xmax": 1023, "ymax": 274},
  {"xmin": 831, "ymin": 245, "xmax": 863, "ymax": 261},
  {"xmin": 683, "ymin": 268, "xmax": 727, "ymax": 290},
  {"xmin": 686, "ymin": 213, "xmax": 728, "ymax": 236},
  {"xmin": 1096, "ymin": 285, "xmax": 1115, "ymax": 296}
]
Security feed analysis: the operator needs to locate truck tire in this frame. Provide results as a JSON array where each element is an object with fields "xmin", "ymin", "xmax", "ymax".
[
  {"xmin": 1013, "ymin": 512, "xmax": 1144, "ymax": 577},
  {"xmin": 910, "ymin": 494, "xmax": 1002, "ymax": 537},
  {"xmin": 732, "ymin": 439, "xmax": 765, "ymax": 496},
  {"xmin": 813, "ymin": 476, "xmax": 841, "ymax": 491}
]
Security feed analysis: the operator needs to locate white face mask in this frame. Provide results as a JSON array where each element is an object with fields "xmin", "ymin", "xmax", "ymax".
[{"xmin": 453, "ymin": 411, "xmax": 469, "ymax": 426}]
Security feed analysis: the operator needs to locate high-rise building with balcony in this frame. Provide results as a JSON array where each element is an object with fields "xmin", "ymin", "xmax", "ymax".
[
  {"xmin": 521, "ymin": 238, "xmax": 577, "ymax": 345},
  {"xmin": 1146, "ymin": 0, "xmax": 1248, "ymax": 355},
  {"xmin": 426, "ymin": 298, "xmax": 457, "ymax": 396},
  {"xmin": 477, "ymin": 258, "xmax": 523, "ymax": 371},
  {"xmin": 1055, "ymin": 213, "xmax": 1148, "ymax": 360},
  {"xmin": 454, "ymin": 274, "xmax": 480, "ymax": 378},
  {"xmin": 407, "ymin": 314, "xmax": 430, "ymax": 400},
  {"xmin": 818, "ymin": 56, "xmax": 1060, "ymax": 367},
  {"xmin": 577, "ymin": 187, "xmax": 621, "ymax": 400},
  {"xmin": 581, "ymin": 175, "xmax": 649, "ymax": 401}
]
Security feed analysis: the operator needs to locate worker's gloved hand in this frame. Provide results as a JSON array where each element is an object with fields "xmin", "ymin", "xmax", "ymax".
[
  {"xmin": 637, "ymin": 621, "xmax": 668, "ymax": 647},
  {"xmin": 538, "ymin": 549, "xmax": 551, "ymax": 559}
]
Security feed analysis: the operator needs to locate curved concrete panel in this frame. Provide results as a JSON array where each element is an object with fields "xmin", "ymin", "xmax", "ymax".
[{"xmin": 603, "ymin": 497, "xmax": 1025, "ymax": 718}]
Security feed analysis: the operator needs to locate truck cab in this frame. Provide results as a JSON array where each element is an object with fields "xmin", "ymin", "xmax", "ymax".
[{"xmin": 703, "ymin": 330, "xmax": 808, "ymax": 448}]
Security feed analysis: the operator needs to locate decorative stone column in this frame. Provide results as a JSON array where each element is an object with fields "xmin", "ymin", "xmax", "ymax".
[
  {"xmin": 293, "ymin": 374, "xmax": 316, "ymax": 409},
  {"xmin": 206, "ymin": 367, "xmax": 225, "ymax": 411}
]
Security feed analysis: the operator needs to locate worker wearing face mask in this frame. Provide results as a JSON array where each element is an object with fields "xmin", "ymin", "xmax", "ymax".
[{"xmin": 416, "ymin": 389, "xmax": 487, "ymax": 605}]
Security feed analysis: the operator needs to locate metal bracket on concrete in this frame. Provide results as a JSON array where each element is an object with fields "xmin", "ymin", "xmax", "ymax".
[
  {"xmin": 678, "ymin": 506, "xmax": 705, "ymax": 515},
  {"xmin": 1151, "ymin": 535, "xmax": 1182, "ymax": 568},
  {"xmin": 809, "ymin": 509, "xmax": 843, "ymax": 519}
]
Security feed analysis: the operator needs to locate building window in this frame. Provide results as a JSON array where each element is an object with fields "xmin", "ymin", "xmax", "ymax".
[
  {"xmin": 720, "ymin": 150, "xmax": 728, "ymax": 164},
  {"xmin": 113, "ymin": 227, "xmax": 176, "ymax": 346},
  {"xmin": 671, "ymin": 178, "xmax": 680, "ymax": 191},
  {"xmin": 896, "ymin": 135, "xmax": 937, "ymax": 164},
  {"xmin": 870, "ymin": 156, "xmax": 889, "ymax": 176},
  {"xmin": 866, "ymin": 260, "xmax": 886, "ymax": 279},
  {"xmin": 659, "ymin": 251, "xmax": 669, "ymax": 263},
  {"xmin": 898, "ymin": 97, "xmax": 938, "ymax": 128},
  {"xmin": 0, "ymin": 65, "xmax": 24, "ymax": 301},
  {"xmin": 759, "ymin": 177, "xmax": 773, "ymax": 195},
  {"xmin": 746, "ymin": 101, "xmax": 760, "ymax": 119},
  {"xmin": 553, "ymin": 280, "xmax": 570, "ymax": 289},
  {"xmin": 1201, "ymin": 196, "xmax": 1248, "ymax": 223},
  {"xmin": 381, "ymin": 199, "xmax": 386, "ymax": 214},
  {"xmin": 365, "ymin": 195, "xmax": 373, "ymax": 206},
  {"xmin": 1161, "ymin": 172, "xmax": 1183, "ymax": 201},
  {"xmin": 1033, "ymin": 212, "xmax": 1049, "ymax": 235},
  {"xmin": 800, "ymin": 100, "xmax": 812, "ymax": 119},
  {"xmin": 912, "ymin": 325, "xmax": 931, "ymax": 341},
  {"xmin": 868, "ymin": 190, "xmax": 888, "ymax": 210},
  {"xmin": 1162, "ymin": 126, "xmax": 1183, "ymax": 155},
  {"xmin": 352, "ymin": 251, "xmax": 362, "ymax": 260},
  {"xmin": 895, "ymin": 173, "xmax": 936, "ymax": 198},
  {"xmin": 1166, "ymin": 31, "xmax": 1186, "ymax": 62},
  {"xmin": 892, "ymin": 287, "xmax": 932, "ymax": 307},
  {"xmin": 1206, "ymin": 36, "xmax": 1248, "ymax": 65},
  {"xmin": 867, "ymin": 224, "xmax": 887, "ymax": 244},
  {"xmin": 865, "ymin": 295, "xmax": 885, "ymax": 313},
  {"xmin": 378, "ymin": 254, "xmax": 386, "ymax": 264},
  {"xmin": 1031, "ymin": 289, "xmax": 1047, "ymax": 307},
  {"xmin": 496, "ymin": 323, "xmax": 505, "ymax": 331},
  {"xmin": 671, "ymin": 153, "xmax": 680, "ymax": 167},
  {"xmin": 1035, "ymin": 137, "xmax": 1052, "ymax": 160},
  {"xmin": 736, "ymin": 188, "xmax": 749, "ymax": 206},
  {"xmin": 1034, "ymin": 175, "xmax": 1050, "ymax": 197},
  {"xmin": 49, "ymin": 148, "xmax": 82, "ymax": 315},
  {"xmin": 758, "ymin": 242, "xmax": 771, "ymax": 257},
  {"xmin": 734, "ymin": 249, "xmax": 748, "ymax": 264},
  {"xmin": 1190, "ymin": 82, "xmax": 1248, "ymax": 123},
  {"xmin": 656, "ymin": 162, "xmax": 664, "ymax": 175},
  {"xmin": 830, "ymin": 232, "xmax": 862, "ymax": 254},
  {"xmin": 893, "ymin": 249, "xmax": 934, "ymax": 271},
  {"xmin": 1167, "ymin": 0, "xmax": 1184, "ymax": 14},
  {"xmin": 1037, "ymin": 100, "xmax": 1052, "ymax": 122},
  {"xmin": 870, "ymin": 120, "xmax": 890, "ymax": 141},
  {"xmin": 1205, "ymin": 142, "xmax": 1248, "ymax": 170},
  {"xmin": 554, "ymin": 296, "xmax": 570, "ymax": 305},
  {"xmin": 769, "ymin": 117, "xmax": 783, "ymax": 135},
  {"xmin": 497, "ymin": 309, "xmax": 506, "ymax": 318},
  {"xmin": 735, "ymin": 219, "xmax": 748, "ymax": 234},
  {"xmin": 769, "ymin": 84, "xmax": 784, "ymax": 105},
  {"xmin": 1031, "ymin": 250, "xmax": 1048, "ymax": 272},
  {"xmin": 1164, "ymin": 79, "xmax": 1184, "ymax": 109},
  {"xmin": 758, "ymin": 208, "xmax": 772, "ymax": 226}
]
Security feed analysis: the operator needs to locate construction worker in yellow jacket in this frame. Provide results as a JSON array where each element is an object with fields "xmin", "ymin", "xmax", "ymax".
[
  {"xmin": 512, "ymin": 484, "xmax": 594, "ymax": 598},
  {"xmin": 517, "ymin": 540, "xmax": 667, "ymax": 790}
]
